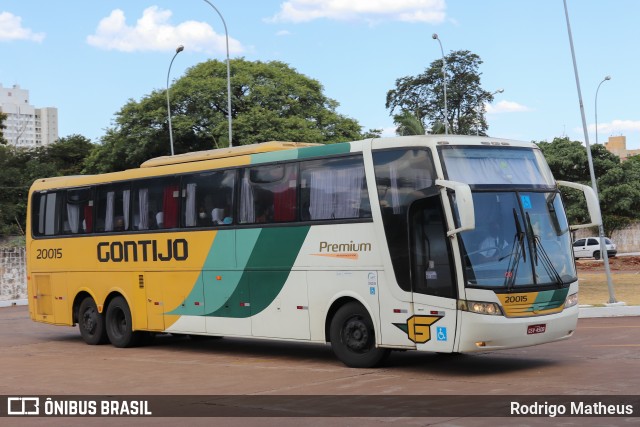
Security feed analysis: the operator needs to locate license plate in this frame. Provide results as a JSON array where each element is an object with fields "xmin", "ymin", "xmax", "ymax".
[{"xmin": 527, "ymin": 324, "xmax": 546, "ymax": 335}]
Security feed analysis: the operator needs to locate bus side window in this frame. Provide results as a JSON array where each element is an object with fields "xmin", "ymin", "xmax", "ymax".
[
  {"xmin": 62, "ymin": 188, "xmax": 92, "ymax": 235},
  {"xmin": 132, "ymin": 178, "xmax": 180, "ymax": 230},
  {"xmin": 239, "ymin": 164, "xmax": 297, "ymax": 224},
  {"xmin": 299, "ymin": 156, "xmax": 371, "ymax": 221},
  {"xmin": 34, "ymin": 191, "xmax": 62, "ymax": 236},
  {"xmin": 183, "ymin": 169, "xmax": 235, "ymax": 227},
  {"xmin": 95, "ymin": 185, "xmax": 129, "ymax": 233},
  {"xmin": 373, "ymin": 149, "xmax": 437, "ymax": 292}
]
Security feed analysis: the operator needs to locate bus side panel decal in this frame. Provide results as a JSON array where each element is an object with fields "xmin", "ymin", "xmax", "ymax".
[
  {"xmin": 167, "ymin": 227, "xmax": 310, "ymax": 320},
  {"xmin": 207, "ymin": 226, "xmax": 310, "ymax": 318}
]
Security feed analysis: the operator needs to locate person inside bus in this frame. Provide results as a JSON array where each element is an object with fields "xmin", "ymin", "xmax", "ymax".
[
  {"xmin": 197, "ymin": 206, "xmax": 209, "ymax": 226},
  {"xmin": 211, "ymin": 207, "xmax": 232, "ymax": 225},
  {"xmin": 155, "ymin": 211, "xmax": 164, "ymax": 229},
  {"xmin": 478, "ymin": 222, "xmax": 509, "ymax": 261}
]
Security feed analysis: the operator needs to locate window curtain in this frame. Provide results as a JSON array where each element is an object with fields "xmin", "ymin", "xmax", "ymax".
[
  {"xmin": 273, "ymin": 172, "xmax": 296, "ymax": 222},
  {"xmin": 185, "ymin": 183, "xmax": 197, "ymax": 227},
  {"xmin": 334, "ymin": 166, "xmax": 363, "ymax": 219},
  {"xmin": 308, "ymin": 169, "xmax": 334, "ymax": 220},
  {"xmin": 138, "ymin": 189, "xmax": 149, "ymax": 230},
  {"xmin": 123, "ymin": 190, "xmax": 130, "ymax": 230},
  {"xmin": 66, "ymin": 203, "xmax": 80, "ymax": 233},
  {"xmin": 163, "ymin": 185, "xmax": 179, "ymax": 229},
  {"xmin": 105, "ymin": 191, "xmax": 115, "ymax": 232},
  {"xmin": 445, "ymin": 157, "xmax": 544, "ymax": 185},
  {"xmin": 239, "ymin": 174, "xmax": 255, "ymax": 223},
  {"xmin": 83, "ymin": 205, "xmax": 93, "ymax": 233}
]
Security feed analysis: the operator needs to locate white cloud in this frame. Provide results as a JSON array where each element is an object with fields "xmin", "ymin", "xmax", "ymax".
[
  {"xmin": 485, "ymin": 100, "xmax": 531, "ymax": 114},
  {"xmin": 0, "ymin": 12, "xmax": 45, "ymax": 42},
  {"xmin": 268, "ymin": 0, "xmax": 446, "ymax": 24},
  {"xmin": 276, "ymin": 30, "xmax": 292, "ymax": 36},
  {"xmin": 589, "ymin": 119, "xmax": 640, "ymax": 134},
  {"xmin": 86, "ymin": 6, "xmax": 243, "ymax": 54}
]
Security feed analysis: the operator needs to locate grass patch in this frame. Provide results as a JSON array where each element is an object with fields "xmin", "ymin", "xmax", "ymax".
[{"xmin": 577, "ymin": 272, "xmax": 640, "ymax": 306}]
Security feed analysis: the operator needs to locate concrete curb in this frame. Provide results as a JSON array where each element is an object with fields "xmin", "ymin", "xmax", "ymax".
[
  {"xmin": 578, "ymin": 304, "xmax": 640, "ymax": 318},
  {"xmin": 0, "ymin": 298, "xmax": 28, "ymax": 308}
]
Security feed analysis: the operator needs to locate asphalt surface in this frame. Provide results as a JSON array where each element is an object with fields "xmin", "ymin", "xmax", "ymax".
[{"xmin": 0, "ymin": 304, "xmax": 638, "ymax": 426}]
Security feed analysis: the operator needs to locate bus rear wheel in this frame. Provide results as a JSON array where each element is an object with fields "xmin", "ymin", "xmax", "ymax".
[
  {"xmin": 105, "ymin": 296, "xmax": 142, "ymax": 348},
  {"xmin": 329, "ymin": 302, "xmax": 390, "ymax": 368},
  {"xmin": 78, "ymin": 297, "xmax": 108, "ymax": 345}
]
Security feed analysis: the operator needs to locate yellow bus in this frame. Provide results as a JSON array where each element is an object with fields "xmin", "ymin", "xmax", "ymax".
[{"xmin": 27, "ymin": 136, "xmax": 601, "ymax": 368}]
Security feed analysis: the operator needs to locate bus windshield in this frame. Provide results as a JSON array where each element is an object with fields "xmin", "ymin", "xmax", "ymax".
[
  {"xmin": 440, "ymin": 146, "xmax": 575, "ymax": 289},
  {"xmin": 441, "ymin": 145, "xmax": 555, "ymax": 186},
  {"xmin": 456, "ymin": 191, "xmax": 576, "ymax": 289}
]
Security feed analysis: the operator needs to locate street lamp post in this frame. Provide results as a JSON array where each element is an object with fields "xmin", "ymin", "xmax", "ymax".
[
  {"xmin": 432, "ymin": 33, "xmax": 448, "ymax": 135},
  {"xmin": 563, "ymin": 0, "xmax": 618, "ymax": 304},
  {"xmin": 166, "ymin": 45, "xmax": 184, "ymax": 156},
  {"xmin": 594, "ymin": 75, "xmax": 611, "ymax": 145},
  {"xmin": 202, "ymin": 0, "xmax": 233, "ymax": 147}
]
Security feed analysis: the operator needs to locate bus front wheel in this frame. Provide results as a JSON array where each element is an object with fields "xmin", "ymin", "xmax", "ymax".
[
  {"xmin": 329, "ymin": 302, "xmax": 390, "ymax": 368},
  {"xmin": 78, "ymin": 297, "xmax": 108, "ymax": 345},
  {"xmin": 105, "ymin": 296, "xmax": 141, "ymax": 348}
]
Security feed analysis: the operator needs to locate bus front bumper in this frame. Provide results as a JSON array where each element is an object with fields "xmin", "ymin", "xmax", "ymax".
[{"xmin": 456, "ymin": 305, "xmax": 579, "ymax": 352}]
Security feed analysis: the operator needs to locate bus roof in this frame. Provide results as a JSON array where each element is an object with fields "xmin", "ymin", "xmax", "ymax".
[{"xmin": 140, "ymin": 141, "xmax": 322, "ymax": 168}]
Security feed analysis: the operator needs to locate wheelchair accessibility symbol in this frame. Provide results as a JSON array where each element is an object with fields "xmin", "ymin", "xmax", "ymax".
[{"xmin": 436, "ymin": 327, "xmax": 447, "ymax": 342}]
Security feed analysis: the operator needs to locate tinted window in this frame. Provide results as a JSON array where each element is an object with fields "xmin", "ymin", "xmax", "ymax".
[
  {"xmin": 299, "ymin": 156, "xmax": 371, "ymax": 221},
  {"xmin": 587, "ymin": 238, "xmax": 599, "ymax": 246},
  {"xmin": 132, "ymin": 177, "xmax": 180, "ymax": 230},
  {"xmin": 373, "ymin": 149, "xmax": 436, "ymax": 291},
  {"xmin": 183, "ymin": 170, "xmax": 235, "ymax": 227},
  {"xmin": 239, "ymin": 163, "xmax": 297, "ymax": 224},
  {"xmin": 95, "ymin": 185, "xmax": 129, "ymax": 233},
  {"xmin": 573, "ymin": 239, "xmax": 585, "ymax": 247}
]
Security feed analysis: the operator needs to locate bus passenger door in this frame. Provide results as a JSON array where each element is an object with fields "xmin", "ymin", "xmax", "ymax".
[{"xmin": 408, "ymin": 197, "xmax": 458, "ymax": 353}]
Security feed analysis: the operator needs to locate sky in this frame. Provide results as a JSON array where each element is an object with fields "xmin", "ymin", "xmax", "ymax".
[{"xmin": 1, "ymin": 0, "xmax": 639, "ymax": 150}]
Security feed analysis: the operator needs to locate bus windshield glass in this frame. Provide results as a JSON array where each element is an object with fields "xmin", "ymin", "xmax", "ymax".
[
  {"xmin": 440, "ymin": 146, "xmax": 575, "ymax": 289},
  {"xmin": 441, "ymin": 146, "xmax": 555, "ymax": 186},
  {"xmin": 455, "ymin": 191, "xmax": 576, "ymax": 289}
]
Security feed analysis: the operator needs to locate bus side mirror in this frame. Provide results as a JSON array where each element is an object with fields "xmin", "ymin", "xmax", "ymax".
[
  {"xmin": 557, "ymin": 180, "xmax": 602, "ymax": 230},
  {"xmin": 435, "ymin": 179, "xmax": 475, "ymax": 236}
]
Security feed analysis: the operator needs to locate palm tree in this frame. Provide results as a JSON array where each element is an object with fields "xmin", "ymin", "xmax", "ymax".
[{"xmin": 393, "ymin": 110, "xmax": 425, "ymax": 136}]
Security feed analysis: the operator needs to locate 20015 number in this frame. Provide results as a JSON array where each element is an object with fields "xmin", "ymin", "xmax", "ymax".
[{"xmin": 36, "ymin": 248, "xmax": 63, "ymax": 259}]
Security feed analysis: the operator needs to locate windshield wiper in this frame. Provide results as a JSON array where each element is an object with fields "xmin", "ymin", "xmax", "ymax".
[
  {"xmin": 525, "ymin": 212, "xmax": 564, "ymax": 288},
  {"xmin": 503, "ymin": 208, "xmax": 526, "ymax": 289}
]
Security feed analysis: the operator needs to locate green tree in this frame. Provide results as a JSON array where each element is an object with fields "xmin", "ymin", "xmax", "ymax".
[
  {"xmin": 0, "ymin": 112, "xmax": 7, "ymax": 145},
  {"xmin": 0, "ymin": 135, "xmax": 95, "ymax": 236},
  {"xmin": 537, "ymin": 137, "xmax": 640, "ymax": 236},
  {"xmin": 84, "ymin": 59, "xmax": 364, "ymax": 173},
  {"xmin": 386, "ymin": 50, "xmax": 494, "ymax": 135},
  {"xmin": 0, "ymin": 146, "xmax": 31, "ymax": 235},
  {"xmin": 392, "ymin": 110, "xmax": 425, "ymax": 136}
]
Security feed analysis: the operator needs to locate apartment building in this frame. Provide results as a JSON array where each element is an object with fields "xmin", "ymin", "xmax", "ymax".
[{"xmin": 0, "ymin": 83, "xmax": 58, "ymax": 148}]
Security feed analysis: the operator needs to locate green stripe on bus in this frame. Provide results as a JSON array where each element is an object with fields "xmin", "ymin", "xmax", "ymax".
[
  {"xmin": 529, "ymin": 288, "xmax": 569, "ymax": 311},
  {"xmin": 207, "ymin": 226, "xmax": 310, "ymax": 318},
  {"xmin": 250, "ymin": 142, "xmax": 352, "ymax": 164},
  {"xmin": 296, "ymin": 142, "xmax": 351, "ymax": 159}
]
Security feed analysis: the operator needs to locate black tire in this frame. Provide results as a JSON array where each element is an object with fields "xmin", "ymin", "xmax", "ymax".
[
  {"xmin": 105, "ymin": 296, "xmax": 142, "ymax": 348},
  {"xmin": 329, "ymin": 302, "xmax": 390, "ymax": 368},
  {"xmin": 78, "ymin": 297, "xmax": 108, "ymax": 345},
  {"xmin": 594, "ymin": 251, "xmax": 601, "ymax": 260}
]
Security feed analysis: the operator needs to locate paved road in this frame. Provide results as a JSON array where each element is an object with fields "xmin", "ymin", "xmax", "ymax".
[{"xmin": 0, "ymin": 305, "xmax": 638, "ymax": 426}]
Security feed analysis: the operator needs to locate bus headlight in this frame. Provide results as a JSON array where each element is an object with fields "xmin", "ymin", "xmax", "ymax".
[
  {"xmin": 564, "ymin": 293, "xmax": 578, "ymax": 308},
  {"xmin": 458, "ymin": 300, "xmax": 504, "ymax": 316}
]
